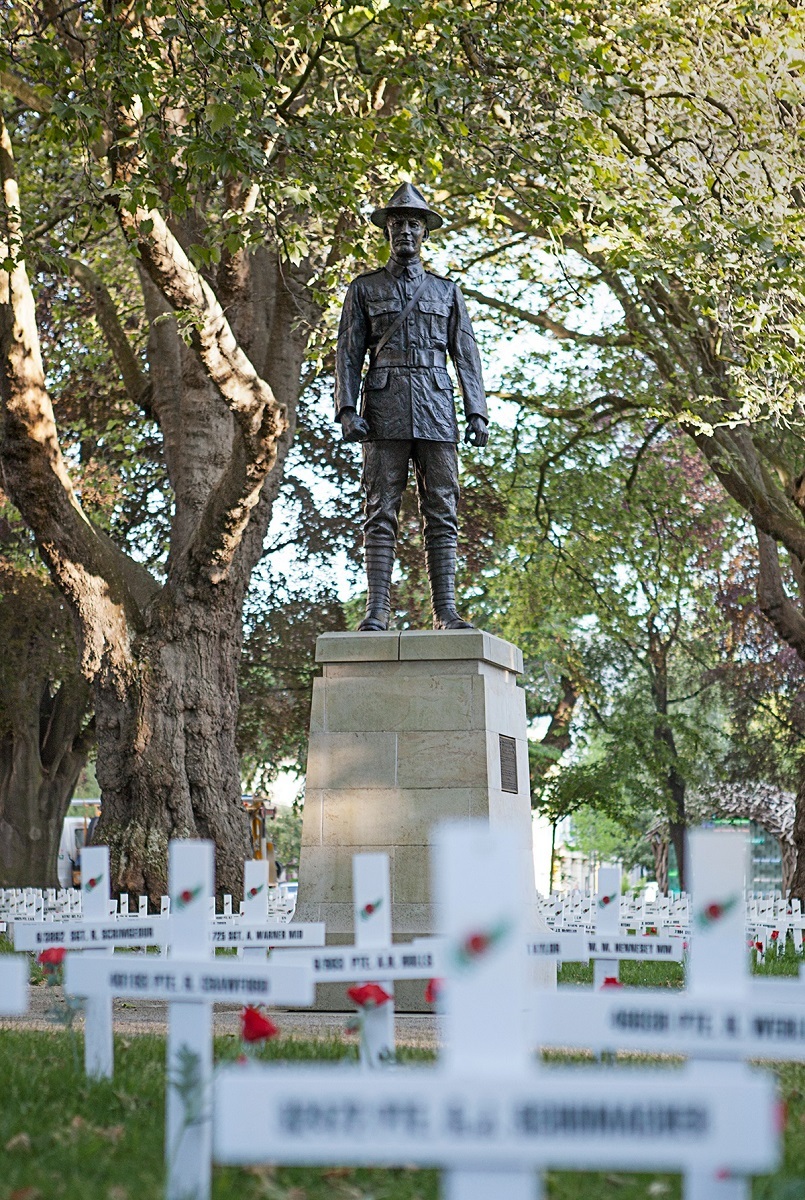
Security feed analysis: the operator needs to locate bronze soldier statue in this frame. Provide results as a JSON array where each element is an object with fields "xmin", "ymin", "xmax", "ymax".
[{"xmin": 335, "ymin": 183, "xmax": 488, "ymax": 632}]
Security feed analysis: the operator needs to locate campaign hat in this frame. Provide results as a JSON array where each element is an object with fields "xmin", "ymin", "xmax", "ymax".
[{"xmin": 370, "ymin": 182, "xmax": 444, "ymax": 231}]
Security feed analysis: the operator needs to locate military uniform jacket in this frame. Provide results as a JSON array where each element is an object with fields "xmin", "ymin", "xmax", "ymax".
[{"xmin": 334, "ymin": 259, "xmax": 487, "ymax": 442}]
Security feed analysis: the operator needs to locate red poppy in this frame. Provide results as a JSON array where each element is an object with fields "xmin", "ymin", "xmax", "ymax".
[
  {"xmin": 771, "ymin": 930, "xmax": 779, "ymax": 940},
  {"xmin": 347, "ymin": 982, "xmax": 391, "ymax": 1008},
  {"xmin": 424, "ymin": 978, "xmax": 442, "ymax": 1005},
  {"xmin": 240, "ymin": 1005, "xmax": 279, "ymax": 1043},
  {"xmin": 601, "ymin": 976, "xmax": 623, "ymax": 989},
  {"xmin": 706, "ymin": 903, "xmax": 722, "ymax": 920},
  {"xmin": 180, "ymin": 889, "xmax": 194, "ymax": 904},
  {"xmin": 776, "ymin": 1100, "xmax": 789, "ymax": 1134},
  {"xmin": 755, "ymin": 941, "xmax": 764, "ymax": 952},
  {"xmin": 37, "ymin": 947, "xmax": 66, "ymax": 966},
  {"xmin": 466, "ymin": 933, "xmax": 489, "ymax": 955}
]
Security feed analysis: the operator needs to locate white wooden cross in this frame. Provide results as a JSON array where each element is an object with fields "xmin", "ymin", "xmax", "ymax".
[
  {"xmin": 0, "ymin": 951, "xmax": 27, "ymax": 1015},
  {"xmin": 213, "ymin": 822, "xmax": 779, "ymax": 1200},
  {"xmin": 80, "ymin": 845, "xmax": 114, "ymax": 1078},
  {"xmin": 284, "ymin": 852, "xmax": 420, "ymax": 1066},
  {"xmin": 535, "ymin": 828, "xmax": 802, "ymax": 1199},
  {"xmin": 211, "ymin": 859, "xmax": 325, "ymax": 952},
  {"xmin": 65, "ymin": 839, "xmax": 315, "ymax": 1200}
]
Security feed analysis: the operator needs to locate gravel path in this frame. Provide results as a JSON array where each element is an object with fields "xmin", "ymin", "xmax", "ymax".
[{"xmin": 0, "ymin": 984, "xmax": 439, "ymax": 1049}]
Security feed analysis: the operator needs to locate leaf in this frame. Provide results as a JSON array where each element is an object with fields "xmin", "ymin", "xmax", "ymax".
[{"xmin": 207, "ymin": 102, "xmax": 237, "ymax": 133}]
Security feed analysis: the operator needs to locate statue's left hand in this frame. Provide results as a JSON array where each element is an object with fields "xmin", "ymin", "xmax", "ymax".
[{"xmin": 464, "ymin": 415, "xmax": 489, "ymax": 447}]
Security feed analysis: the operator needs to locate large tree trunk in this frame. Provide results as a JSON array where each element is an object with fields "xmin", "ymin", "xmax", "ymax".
[
  {"xmin": 648, "ymin": 626, "xmax": 688, "ymax": 890},
  {"xmin": 0, "ymin": 677, "xmax": 92, "ymax": 886},
  {"xmin": 93, "ymin": 584, "xmax": 252, "ymax": 898},
  {"xmin": 789, "ymin": 758, "xmax": 805, "ymax": 903},
  {"xmin": 651, "ymin": 835, "xmax": 670, "ymax": 896},
  {"xmin": 1, "ymin": 110, "xmax": 316, "ymax": 900}
]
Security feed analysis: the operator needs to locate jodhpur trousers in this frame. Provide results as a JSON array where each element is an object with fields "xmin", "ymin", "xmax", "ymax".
[{"xmin": 362, "ymin": 439, "xmax": 459, "ymax": 551}]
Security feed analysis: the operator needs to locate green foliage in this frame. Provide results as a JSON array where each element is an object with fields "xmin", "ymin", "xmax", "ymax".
[
  {"xmin": 238, "ymin": 577, "xmax": 346, "ymax": 788},
  {"xmin": 567, "ymin": 805, "xmax": 655, "ymax": 874},
  {"xmin": 270, "ymin": 806, "xmax": 303, "ymax": 871}
]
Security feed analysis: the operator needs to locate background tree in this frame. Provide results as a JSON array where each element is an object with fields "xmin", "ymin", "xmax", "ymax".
[
  {"xmin": 0, "ymin": 1, "xmax": 456, "ymax": 896},
  {"xmin": 466, "ymin": 378, "xmax": 756, "ymax": 888},
  {"xmin": 424, "ymin": 0, "xmax": 805, "ymax": 890},
  {"xmin": 0, "ymin": 548, "xmax": 93, "ymax": 885}
]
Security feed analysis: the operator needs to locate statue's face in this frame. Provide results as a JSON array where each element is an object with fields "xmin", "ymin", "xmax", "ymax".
[{"xmin": 386, "ymin": 214, "xmax": 427, "ymax": 261}]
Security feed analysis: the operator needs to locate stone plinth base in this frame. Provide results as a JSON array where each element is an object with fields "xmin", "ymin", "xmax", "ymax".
[{"xmin": 295, "ymin": 629, "xmax": 553, "ymax": 1010}]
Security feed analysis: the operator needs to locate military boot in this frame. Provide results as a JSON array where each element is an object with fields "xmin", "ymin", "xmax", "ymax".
[
  {"xmin": 426, "ymin": 545, "xmax": 474, "ymax": 630},
  {"xmin": 358, "ymin": 545, "xmax": 395, "ymax": 631}
]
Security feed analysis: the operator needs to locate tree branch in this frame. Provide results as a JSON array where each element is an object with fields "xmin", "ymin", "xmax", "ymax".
[
  {"xmin": 112, "ymin": 201, "xmax": 288, "ymax": 583},
  {"xmin": 755, "ymin": 526, "xmax": 805, "ymax": 661},
  {"xmin": 462, "ymin": 286, "xmax": 632, "ymax": 347},
  {"xmin": 64, "ymin": 258, "xmax": 152, "ymax": 416},
  {"xmin": 0, "ymin": 71, "xmax": 51, "ymax": 114},
  {"xmin": 0, "ymin": 109, "xmax": 156, "ymax": 677}
]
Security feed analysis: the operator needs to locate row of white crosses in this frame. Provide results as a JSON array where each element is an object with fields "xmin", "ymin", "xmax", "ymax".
[
  {"xmin": 3, "ymin": 880, "xmax": 295, "ymax": 925},
  {"xmin": 536, "ymin": 828, "xmax": 801, "ymax": 1200},
  {"xmin": 0, "ymin": 886, "xmax": 82, "ymax": 920},
  {"xmin": 537, "ymin": 886, "xmax": 692, "ymax": 937},
  {"xmin": 13, "ymin": 843, "xmax": 652, "ymax": 1080},
  {"xmin": 60, "ymin": 841, "xmax": 467, "ymax": 1196},
  {"xmin": 214, "ymin": 823, "xmax": 779, "ymax": 1200},
  {"xmin": 13, "ymin": 846, "xmax": 325, "ymax": 1080},
  {"xmin": 64, "ymin": 841, "xmax": 316, "ymax": 1200},
  {"xmin": 587, "ymin": 865, "xmax": 686, "ymax": 989}
]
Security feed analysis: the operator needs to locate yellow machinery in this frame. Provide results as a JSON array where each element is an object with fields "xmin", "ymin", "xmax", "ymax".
[{"xmin": 243, "ymin": 796, "xmax": 279, "ymax": 883}]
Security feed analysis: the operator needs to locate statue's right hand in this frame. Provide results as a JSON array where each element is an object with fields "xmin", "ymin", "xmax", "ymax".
[{"xmin": 340, "ymin": 409, "xmax": 370, "ymax": 443}]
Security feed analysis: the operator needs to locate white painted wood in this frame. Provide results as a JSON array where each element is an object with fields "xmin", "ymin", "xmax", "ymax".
[
  {"xmin": 593, "ymin": 865, "xmax": 621, "ymax": 991},
  {"xmin": 213, "ymin": 828, "xmax": 779, "ymax": 1192},
  {"xmin": 435, "ymin": 821, "xmax": 533, "ymax": 1199},
  {"xmin": 353, "ymin": 852, "xmax": 394, "ymax": 1067},
  {"xmin": 241, "ymin": 860, "xmax": 269, "ymax": 963},
  {"xmin": 534, "ymin": 831, "xmax": 761, "ymax": 1200},
  {"xmin": 15, "ymin": 917, "xmax": 169, "ymax": 951},
  {"xmin": 212, "ymin": 1059, "xmax": 777, "ymax": 1172},
  {"xmin": 165, "ymin": 840, "xmax": 214, "ymax": 1200},
  {"xmin": 0, "ymin": 955, "xmax": 27, "ymax": 1013},
  {"xmin": 686, "ymin": 832, "xmax": 751, "ymax": 1200},
  {"xmin": 444, "ymin": 1170, "xmax": 539, "ymax": 1200},
  {"xmin": 80, "ymin": 845, "xmax": 113, "ymax": 1079},
  {"xmin": 688, "ymin": 829, "xmax": 748, "ymax": 993}
]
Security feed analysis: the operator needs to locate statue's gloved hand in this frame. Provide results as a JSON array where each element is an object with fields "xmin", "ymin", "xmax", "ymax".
[
  {"xmin": 340, "ymin": 408, "xmax": 370, "ymax": 443},
  {"xmin": 464, "ymin": 415, "xmax": 489, "ymax": 447}
]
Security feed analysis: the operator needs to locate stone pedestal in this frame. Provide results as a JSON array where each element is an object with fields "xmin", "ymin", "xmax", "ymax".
[{"xmin": 295, "ymin": 629, "xmax": 552, "ymax": 1009}]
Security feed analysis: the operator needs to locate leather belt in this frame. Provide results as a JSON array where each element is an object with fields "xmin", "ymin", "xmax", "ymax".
[{"xmin": 372, "ymin": 349, "xmax": 447, "ymax": 368}]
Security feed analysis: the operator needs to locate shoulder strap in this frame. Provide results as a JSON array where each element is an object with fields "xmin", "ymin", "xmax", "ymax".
[{"xmin": 373, "ymin": 276, "xmax": 429, "ymax": 359}]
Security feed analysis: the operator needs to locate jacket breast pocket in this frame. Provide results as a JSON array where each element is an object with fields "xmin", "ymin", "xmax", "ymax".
[
  {"xmin": 365, "ymin": 368, "xmax": 390, "ymax": 390},
  {"xmin": 365, "ymin": 299, "xmax": 402, "ymax": 346},
  {"xmin": 419, "ymin": 299, "xmax": 450, "ymax": 344}
]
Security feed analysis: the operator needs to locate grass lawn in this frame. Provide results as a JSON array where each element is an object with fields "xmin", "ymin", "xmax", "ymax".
[
  {"xmin": 4, "ymin": 942, "xmax": 805, "ymax": 1198},
  {"xmin": 2, "ymin": 1025, "xmax": 805, "ymax": 1200}
]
